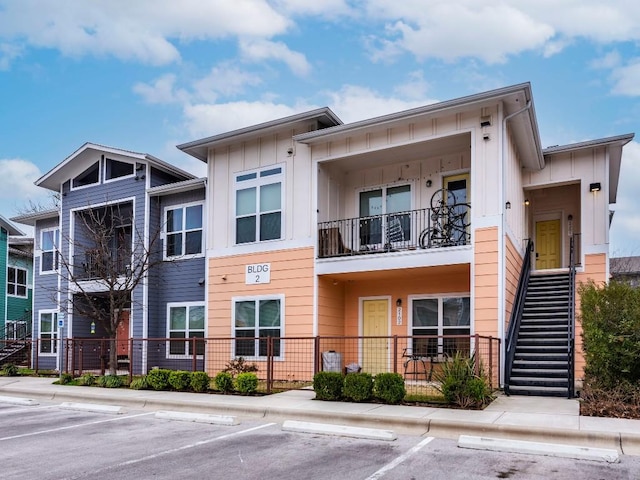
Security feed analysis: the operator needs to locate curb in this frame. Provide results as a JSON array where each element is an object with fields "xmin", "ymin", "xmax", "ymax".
[
  {"xmin": 0, "ymin": 394, "xmax": 39, "ymax": 406},
  {"xmin": 59, "ymin": 401, "xmax": 124, "ymax": 414},
  {"xmin": 155, "ymin": 410, "xmax": 239, "ymax": 425}
]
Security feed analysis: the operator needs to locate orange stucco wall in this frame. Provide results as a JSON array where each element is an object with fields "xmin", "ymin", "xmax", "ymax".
[{"xmin": 474, "ymin": 227, "xmax": 499, "ymax": 337}]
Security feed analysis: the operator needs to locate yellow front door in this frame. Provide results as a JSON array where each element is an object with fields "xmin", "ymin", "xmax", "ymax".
[
  {"xmin": 536, "ymin": 219, "xmax": 562, "ymax": 269},
  {"xmin": 362, "ymin": 299, "xmax": 389, "ymax": 374}
]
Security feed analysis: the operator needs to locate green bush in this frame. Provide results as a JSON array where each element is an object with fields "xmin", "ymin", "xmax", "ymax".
[
  {"xmin": 1, "ymin": 363, "xmax": 18, "ymax": 377},
  {"xmin": 313, "ymin": 371, "xmax": 344, "ymax": 401},
  {"xmin": 190, "ymin": 371, "xmax": 210, "ymax": 393},
  {"xmin": 434, "ymin": 353, "xmax": 492, "ymax": 408},
  {"xmin": 374, "ymin": 373, "xmax": 406, "ymax": 404},
  {"xmin": 77, "ymin": 373, "xmax": 96, "ymax": 386},
  {"xmin": 97, "ymin": 375, "xmax": 124, "ymax": 388},
  {"xmin": 343, "ymin": 372, "xmax": 373, "ymax": 402},
  {"xmin": 59, "ymin": 373, "xmax": 74, "ymax": 385},
  {"xmin": 146, "ymin": 368, "xmax": 171, "ymax": 390},
  {"xmin": 235, "ymin": 372, "xmax": 258, "ymax": 394},
  {"xmin": 214, "ymin": 371, "xmax": 234, "ymax": 393},
  {"xmin": 580, "ymin": 280, "xmax": 640, "ymax": 390},
  {"xmin": 168, "ymin": 370, "xmax": 191, "ymax": 391},
  {"xmin": 129, "ymin": 376, "xmax": 148, "ymax": 390}
]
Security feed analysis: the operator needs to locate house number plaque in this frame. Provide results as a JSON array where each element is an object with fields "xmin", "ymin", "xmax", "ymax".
[{"xmin": 245, "ymin": 263, "xmax": 271, "ymax": 285}]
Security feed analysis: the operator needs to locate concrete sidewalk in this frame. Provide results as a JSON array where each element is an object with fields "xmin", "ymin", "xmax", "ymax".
[{"xmin": 1, "ymin": 376, "xmax": 639, "ymax": 455}]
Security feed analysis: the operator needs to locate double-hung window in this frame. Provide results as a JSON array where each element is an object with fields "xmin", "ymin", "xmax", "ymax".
[
  {"xmin": 233, "ymin": 296, "xmax": 283, "ymax": 358},
  {"xmin": 167, "ymin": 303, "xmax": 205, "ymax": 356},
  {"xmin": 41, "ymin": 228, "xmax": 59, "ymax": 273},
  {"xmin": 7, "ymin": 266, "xmax": 27, "ymax": 297},
  {"xmin": 165, "ymin": 203, "xmax": 203, "ymax": 258},
  {"xmin": 39, "ymin": 312, "xmax": 58, "ymax": 355},
  {"xmin": 235, "ymin": 167, "xmax": 283, "ymax": 244},
  {"xmin": 410, "ymin": 296, "xmax": 471, "ymax": 358}
]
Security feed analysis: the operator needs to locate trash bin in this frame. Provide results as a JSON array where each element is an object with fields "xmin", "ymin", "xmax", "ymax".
[{"xmin": 322, "ymin": 350, "xmax": 342, "ymax": 372}]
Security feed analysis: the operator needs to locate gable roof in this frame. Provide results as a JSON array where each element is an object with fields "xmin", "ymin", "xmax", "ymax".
[
  {"xmin": 10, "ymin": 208, "xmax": 59, "ymax": 227},
  {"xmin": 0, "ymin": 215, "xmax": 25, "ymax": 236},
  {"xmin": 36, "ymin": 142, "xmax": 196, "ymax": 192}
]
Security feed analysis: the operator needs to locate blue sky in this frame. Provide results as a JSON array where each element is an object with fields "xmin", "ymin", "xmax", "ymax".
[{"xmin": 1, "ymin": 0, "xmax": 639, "ymax": 255}]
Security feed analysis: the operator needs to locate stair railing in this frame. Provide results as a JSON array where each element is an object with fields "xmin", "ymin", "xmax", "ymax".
[
  {"xmin": 567, "ymin": 234, "xmax": 577, "ymax": 398},
  {"xmin": 504, "ymin": 238, "xmax": 533, "ymax": 395}
]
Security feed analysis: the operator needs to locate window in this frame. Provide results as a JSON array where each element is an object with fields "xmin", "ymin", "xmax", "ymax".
[
  {"xmin": 410, "ymin": 296, "xmax": 470, "ymax": 357},
  {"xmin": 41, "ymin": 228, "xmax": 59, "ymax": 273},
  {"xmin": 167, "ymin": 304, "xmax": 205, "ymax": 356},
  {"xmin": 72, "ymin": 161, "xmax": 100, "ymax": 188},
  {"xmin": 7, "ymin": 266, "xmax": 27, "ymax": 297},
  {"xmin": 233, "ymin": 297, "xmax": 283, "ymax": 358},
  {"xmin": 105, "ymin": 158, "xmax": 134, "ymax": 180},
  {"xmin": 235, "ymin": 167, "xmax": 283, "ymax": 244},
  {"xmin": 39, "ymin": 312, "xmax": 58, "ymax": 355},
  {"xmin": 165, "ymin": 203, "xmax": 203, "ymax": 258}
]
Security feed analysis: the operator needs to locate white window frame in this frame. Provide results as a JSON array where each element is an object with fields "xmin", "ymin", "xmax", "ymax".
[
  {"xmin": 163, "ymin": 201, "xmax": 205, "ymax": 260},
  {"xmin": 70, "ymin": 161, "xmax": 101, "ymax": 191},
  {"xmin": 40, "ymin": 227, "xmax": 59, "ymax": 275},
  {"xmin": 39, "ymin": 310, "xmax": 58, "ymax": 356},
  {"xmin": 104, "ymin": 157, "xmax": 136, "ymax": 183},
  {"xmin": 232, "ymin": 294, "xmax": 285, "ymax": 360},
  {"xmin": 408, "ymin": 293, "xmax": 471, "ymax": 359},
  {"xmin": 166, "ymin": 302, "xmax": 205, "ymax": 359},
  {"xmin": 7, "ymin": 266, "xmax": 28, "ymax": 298},
  {"xmin": 234, "ymin": 166, "xmax": 285, "ymax": 245}
]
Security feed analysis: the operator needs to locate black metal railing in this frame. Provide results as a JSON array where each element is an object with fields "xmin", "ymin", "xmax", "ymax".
[
  {"xmin": 567, "ymin": 234, "xmax": 577, "ymax": 398},
  {"xmin": 1, "ymin": 311, "xmax": 32, "ymax": 340},
  {"xmin": 73, "ymin": 250, "xmax": 130, "ymax": 280},
  {"xmin": 504, "ymin": 238, "xmax": 533, "ymax": 395},
  {"xmin": 318, "ymin": 204, "xmax": 471, "ymax": 258}
]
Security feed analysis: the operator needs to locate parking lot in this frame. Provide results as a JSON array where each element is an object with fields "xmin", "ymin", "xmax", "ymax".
[{"xmin": 2, "ymin": 397, "xmax": 640, "ymax": 480}]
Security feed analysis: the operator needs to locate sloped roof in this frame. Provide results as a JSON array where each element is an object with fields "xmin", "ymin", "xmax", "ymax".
[
  {"xmin": 0, "ymin": 215, "xmax": 25, "ymax": 236},
  {"xmin": 10, "ymin": 208, "xmax": 59, "ymax": 227}
]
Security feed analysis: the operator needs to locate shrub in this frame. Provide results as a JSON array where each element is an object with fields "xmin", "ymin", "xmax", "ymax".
[
  {"xmin": 235, "ymin": 372, "xmax": 258, "ymax": 394},
  {"xmin": 58, "ymin": 373, "xmax": 74, "ymax": 385},
  {"xmin": 374, "ymin": 373, "xmax": 406, "ymax": 404},
  {"xmin": 434, "ymin": 353, "xmax": 492, "ymax": 409},
  {"xmin": 168, "ymin": 370, "xmax": 191, "ymax": 391},
  {"xmin": 223, "ymin": 357, "xmax": 259, "ymax": 376},
  {"xmin": 77, "ymin": 373, "xmax": 96, "ymax": 386},
  {"xmin": 343, "ymin": 372, "xmax": 373, "ymax": 402},
  {"xmin": 146, "ymin": 368, "xmax": 171, "ymax": 390},
  {"xmin": 190, "ymin": 371, "xmax": 210, "ymax": 393},
  {"xmin": 129, "ymin": 376, "xmax": 149, "ymax": 390},
  {"xmin": 97, "ymin": 375, "xmax": 124, "ymax": 388},
  {"xmin": 313, "ymin": 371, "xmax": 343, "ymax": 401},
  {"xmin": 214, "ymin": 371, "xmax": 234, "ymax": 393},
  {"xmin": 1, "ymin": 363, "xmax": 18, "ymax": 377}
]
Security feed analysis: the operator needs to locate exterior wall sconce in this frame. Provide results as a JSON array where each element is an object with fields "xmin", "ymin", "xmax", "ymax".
[
  {"xmin": 426, "ymin": 179, "xmax": 432, "ymax": 188},
  {"xmin": 396, "ymin": 298, "xmax": 402, "ymax": 307},
  {"xmin": 480, "ymin": 116, "xmax": 492, "ymax": 127},
  {"xmin": 589, "ymin": 182, "xmax": 601, "ymax": 192},
  {"xmin": 483, "ymin": 133, "xmax": 490, "ymax": 141},
  {"xmin": 524, "ymin": 199, "xmax": 530, "ymax": 206},
  {"xmin": 505, "ymin": 201, "xmax": 511, "ymax": 209}
]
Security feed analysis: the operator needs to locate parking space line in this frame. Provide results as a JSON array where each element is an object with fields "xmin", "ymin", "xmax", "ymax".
[
  {"xmin": 365, "ymin": 436, "xmax": 435, "ymax": 480},
  {"xmin": 0, "ymin": 412, "xmax": 155, "ymax": 441}
]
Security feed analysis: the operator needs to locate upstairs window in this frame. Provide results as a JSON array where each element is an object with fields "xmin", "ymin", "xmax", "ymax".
[
  {"xmin": 235, "ymin": 167, "xmax": 283, "ymax": 244},
  {"xmin": 165, "ymin": 203, "xmax": 203, "ymax": 258},
  {"xmin": 7, "ymin": 266, "xmax": 27, "ymax": 297},
  {"xmin": 105, "ymin": 158, "xmax": 134, "ymax": 181},
  {"xmin": 72, "ymin": 162, "xmax": 100, "ymax": 189},
  {"xmin": 41, "ymin": 228, "xmax": 59, "ymax": 273}
]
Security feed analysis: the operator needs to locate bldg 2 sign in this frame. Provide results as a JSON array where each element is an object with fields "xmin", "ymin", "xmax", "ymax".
[{"xmin": 245, "ymin": 263, "xmax": 271, "ymax": 285}]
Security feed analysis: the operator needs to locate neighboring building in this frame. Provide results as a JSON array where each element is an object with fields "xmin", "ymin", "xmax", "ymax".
[
  {"xmin": 178, "ymin": 82, "xmax": 633, "ymax": 396},
  {"xmin": 610, "ymin": 256, "xmax": 640, "ymax": 287},
  {"xmin": 12, "ymin": 143, "xmax": 206, "ymax": 373}
]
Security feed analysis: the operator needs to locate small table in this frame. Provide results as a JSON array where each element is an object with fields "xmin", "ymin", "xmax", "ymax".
[{"xmin": 402, "ymin": 348, "xmax": 431, "ymax": 381}]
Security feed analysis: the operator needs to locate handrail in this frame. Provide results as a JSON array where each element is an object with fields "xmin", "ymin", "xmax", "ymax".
[
  {"xmin": 0, "ymin": 310, "xmax": 32, "ymax": 341},
  {"xmin": 567, "ymin": 234, "xmax": 577, "ymax": 398},
  {"xmin": 504, "ymin": 238, "xmax": 533, "ymax": 395}
]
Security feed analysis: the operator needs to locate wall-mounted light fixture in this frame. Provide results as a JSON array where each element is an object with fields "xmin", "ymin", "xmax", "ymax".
[
  {"xmin": 524, "ymin": 199, "xmax": 530, "ymax": 206},
  {"xmin": 396, "ymin": 298, "xmax": 402, "ymax": 307},
  {"xmin": 483, "ymin": 133, "xmax": 490, "ymax": 141},
  {"xmin": 589, "ymin": 182, "xmax": 601, "ymax": 192},
  {"xmin": 568, "ymin": 214, "xmax": 573, "ymax": 221},
  {"xmin": 426, "ymin": 179, "xmax": 432, "ymax": 188},
  {"xmin": 480, "ymin": 116, "xmax": 492, "ymax": 127},
  {"xmin": 505, "ymin": 201, "xmax": 511, "ymax": 209}
]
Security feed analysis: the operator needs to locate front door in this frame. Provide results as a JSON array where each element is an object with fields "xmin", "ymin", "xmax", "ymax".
[
  {"xmin": 116, "ymin": 310, "xmax": 130, "ymax": 356},
  {"xmin": 362, "ymin": 299, "xmax": 389, "ymax": 374},
  {"xmin": 536, "ymin": 219, "xmax": 562, "ymax": 269}
]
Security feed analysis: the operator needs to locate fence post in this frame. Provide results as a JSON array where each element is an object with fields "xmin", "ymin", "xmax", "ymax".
[
  {"xmin": 266, "ymin": 337, "xmax": 273, "ymax": 394},
  {"xmin": 392, "ymin": 335, "xmax": 398, "ymax": 373},
  {"xmin": 488, "ymin": 336, "xmax": 493, "ymax": 389},
  {"xmin": 191, "ymin": 337, "xmax": 197, "ymax": 372},
  {"xmin": 129, "ymin": 338, "xmax": 134, "ymax": 384},
  {"xmin": 34, "ymin": 340, "xmax": 39, "ymax": 373},
  {"xmin": 313, "ymin": 336, "xmax": 320, "ymax": 376},
  {"xmin": 474, "ymin": 334, "xmax": 480, "ymax": 377}
]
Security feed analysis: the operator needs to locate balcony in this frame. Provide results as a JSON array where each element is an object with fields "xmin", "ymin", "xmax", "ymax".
[
  {"xmin": 74, "ymin": 249, "xmax": 130, "ymax": 281},
  {"xmin": 318, "ymin": 203, "xmax": 471, "ymax": 259}
]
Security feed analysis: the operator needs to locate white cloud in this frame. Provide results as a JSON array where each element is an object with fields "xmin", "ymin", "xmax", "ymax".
[
  {"xmin": 0, "ymin": 42, "xmax": 23, "ymax": 70},
  {"xmin": 610, "ymin": 141, "xmax": 640, "ymax": 256},
  {"xmin": 133, "ymin": 74, "xmax": 187, "ymax": 104},
  {"xmin": 610, "ymin": 59, "xmax": 640, "ymax": 96},
  {"xmin": 0, "ymin": 158, "xmax": 51, "ymax": 215},
  {"xmin": 271, "ymin": 0, "xmax": 354, "ymax": 18},
  {"xmin": 192, "ymin": 65, "xmax": 263, "ymax": 102},
  {"xmin": 239, "ymin": 38, "xmax": 311, "ymax": 76}
]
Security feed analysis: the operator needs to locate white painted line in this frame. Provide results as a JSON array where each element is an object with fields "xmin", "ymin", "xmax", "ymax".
[
  {"xmin": 155, "ymin": 410, "xmax": 239, "ymax": 425},
  {"xmin": 282, "ymin": 420, "xmax": 396, "ymax": 441},
  {"xmin": 366, "ymin": 436, "xmax": 435, "ymax": 480},
  {"xmin": 59, "ymin": 402, "xmax": 124, "ymax": 414},
  {"xmin": 458, "ymin": 435, "xmax": 620, "ymax": 463},
  {"xmin": 0, "ymin": 395, "xmax": 39, "ymax": 406}
]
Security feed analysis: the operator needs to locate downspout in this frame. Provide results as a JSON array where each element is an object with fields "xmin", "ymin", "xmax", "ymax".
[{"xmin": 499, "ymin": 100, "xmax": 532, "ymax": 387}]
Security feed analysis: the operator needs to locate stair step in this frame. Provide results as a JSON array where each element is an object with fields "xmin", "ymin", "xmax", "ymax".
[
  {"xmin": 509, "ymin": 377, "xmax": 569, "ymax": 387},
  {"xmin": 515, "ymin": 353, "xmax": 568, "ymax": 361},
  {"xmin": 513, "ymin": 360, "xmax": 569, "ymax": 370},
  {"xmin": 511, "ymin": 368, "xmax": 568, "ymax": 378},
  {"xmin": 507, "ymin": 385, "xmax": 569, "ymax": 397}
]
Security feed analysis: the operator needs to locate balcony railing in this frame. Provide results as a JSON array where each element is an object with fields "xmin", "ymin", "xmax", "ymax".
[
  {"xmin": 73, "ymin": 250, "xmax": 130, "ymax": 280},
  {"xmin": 318, "ymin": 204, "xmax": 471, "ymax": 258}
]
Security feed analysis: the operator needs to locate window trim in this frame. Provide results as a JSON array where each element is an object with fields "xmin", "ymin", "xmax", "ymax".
[
  {"xmin": 104, "ymin": 157, "xmax": 136, "ymax": 183},
  {"xmin": 70, "ymin": 161, "xmax": 101, "ymax": 191},
  {"xmin": 39, "ymin": 227, "xmax": 59, "ymax": 275},
  {"xmin": 165, "ymin": 302, "xmax": 206, "ymax": 359},
  {"xmin": 231, "ymin": 294, "xmax": 285, "ymax": 360},
  {"xmin": 234, "ymin": 165, "xmax": 285, "ymax": 245},
  {"xmin": 163, "ymin": 201, "xmax": 205, "ymax": 260},
  {"xmin": 7, "ymin": 265, "xmax": 28, "ymax": 298},
  {"xmin": 38, "ymin": 310, "xmax": 58, "ymax": 356}
]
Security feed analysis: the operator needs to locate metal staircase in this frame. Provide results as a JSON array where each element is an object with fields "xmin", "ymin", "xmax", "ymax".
[{"xmin": 0, "ymin": 314, "xmax": 32, "ymax": 367}]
